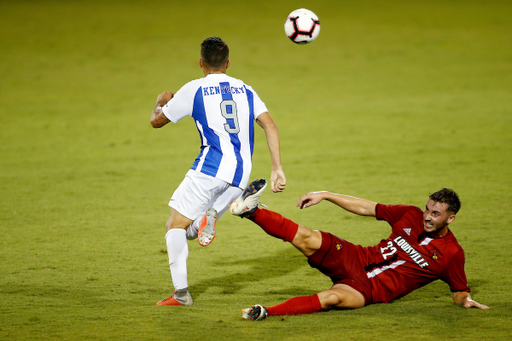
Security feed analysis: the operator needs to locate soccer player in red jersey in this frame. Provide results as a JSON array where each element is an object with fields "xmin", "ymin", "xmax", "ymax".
[{"xmin": 230, "ymin": 179, "xmax": 489, "ymax": 321}]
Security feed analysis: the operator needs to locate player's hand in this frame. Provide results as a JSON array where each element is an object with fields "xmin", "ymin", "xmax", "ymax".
[
  {"xmin": 464, "ymin": 298, "xmax": 490, "ymax": 309},
  {"xmin": 270, "ymin": 170, "xmax": 286, "ymax": 193},
  {"xmin": 297, "ymin": 191, "xmax": 328, "ymax": 209},
  {"xmin": 156, "ymin": 91, "xmax": 174, "ymax": 106}
]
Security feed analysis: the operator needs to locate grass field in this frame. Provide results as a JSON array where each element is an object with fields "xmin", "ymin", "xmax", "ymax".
[{"xmin": 1, "ymin": 0, "xmax": 511, "ymax": 340}]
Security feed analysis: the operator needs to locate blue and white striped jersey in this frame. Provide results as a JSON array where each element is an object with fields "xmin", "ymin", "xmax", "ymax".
[{"xmin": 162, "ymin": 74, "xmax": 268, "ymax": 189}]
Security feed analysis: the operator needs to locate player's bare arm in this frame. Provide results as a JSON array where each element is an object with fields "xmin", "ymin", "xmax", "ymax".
[
  {"xmin": 297, "ymin": 192, "xmax": 377, "ymax": 217},
  {"xmin": 452, "ymin": 291, "xmax": 489, "ymax": 309},
  {"xmin": 150, "ymin": 91, "xmax": 173, "ymax": 128},
  {"xmin": 256, "ymin": 112, "xmax": 286, "ymax": 193}
]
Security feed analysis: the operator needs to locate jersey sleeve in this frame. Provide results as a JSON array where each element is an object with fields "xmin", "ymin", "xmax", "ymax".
[
  {"xmin": 440, "ymin": 249, "xmax": 470, "ymax": 292},
  {"xmin": 162, "ymin": 81, "xmax": 197, "ymax": 123},
  {"xmin": 376, "ymin": 204, "xmax": 419, "ymax": 225}
]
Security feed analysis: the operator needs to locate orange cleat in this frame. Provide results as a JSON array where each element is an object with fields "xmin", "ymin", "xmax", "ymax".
[{"xmin": 156, "ymin": 290, "xmax": 193, "ymax": 306}]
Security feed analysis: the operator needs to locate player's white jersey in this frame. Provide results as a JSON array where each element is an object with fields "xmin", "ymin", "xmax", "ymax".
[{"xmin": 162, "ymin": 74, "xmax": 268, "ymax": 189}]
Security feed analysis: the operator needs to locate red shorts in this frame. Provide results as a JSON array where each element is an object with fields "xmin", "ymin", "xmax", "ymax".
[{"xmin": 307, "ymin": 231, "xmax": 373, "ymax": 305}]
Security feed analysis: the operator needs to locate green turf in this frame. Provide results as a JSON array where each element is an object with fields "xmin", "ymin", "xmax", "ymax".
[{"xmin": 1, "ymin": 0, "xmax": 511, "ymax": 340}]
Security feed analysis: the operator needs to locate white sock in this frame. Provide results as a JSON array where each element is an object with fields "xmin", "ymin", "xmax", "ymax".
[
  {"xmin": 185, "ymin": 217, "xmax": 202, "ymax": 240},
  {"xmin": 165, "ymin": 229, "xmax": 189, "ymax": 290}
]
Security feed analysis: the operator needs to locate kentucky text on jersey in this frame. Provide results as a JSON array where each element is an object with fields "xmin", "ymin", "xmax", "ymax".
[
  {"xmin": 203, "ymin": 85, "xmax": 245, "ymax": 96},
  {"xmin": 394, "ymin": 236, "xmax": 430, "ymax": 268}
]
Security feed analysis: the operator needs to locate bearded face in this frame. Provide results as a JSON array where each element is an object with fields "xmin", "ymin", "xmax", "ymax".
[{"xmin": 423, "ymin": 200, "xmax": 456, "ymax": 237}]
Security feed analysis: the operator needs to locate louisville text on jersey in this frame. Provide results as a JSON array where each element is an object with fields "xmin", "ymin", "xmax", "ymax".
[{"xmin": 393, "ymin": 236, "xmax": 430, "ymax": 268}]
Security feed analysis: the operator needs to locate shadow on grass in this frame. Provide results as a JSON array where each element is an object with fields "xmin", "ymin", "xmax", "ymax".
[
  {"xmin": 385, "ymin": 277, "xmax": 490, "ymax": 306},
  {"xmin": 189, "ymin": 247, "xmax": 307, "ymax": 298}
]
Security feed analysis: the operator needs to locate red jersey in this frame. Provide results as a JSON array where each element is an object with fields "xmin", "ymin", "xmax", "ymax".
[{"xmin": 363, "ymin": 204, "xmax": 470, "ymax": 303}]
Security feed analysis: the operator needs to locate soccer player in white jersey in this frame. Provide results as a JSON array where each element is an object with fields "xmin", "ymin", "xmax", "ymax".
[{"xmin": 150, "ymin": 37, "xmax": 286, "ymax": 306}]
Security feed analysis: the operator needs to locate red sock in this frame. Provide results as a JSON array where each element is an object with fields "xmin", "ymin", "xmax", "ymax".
[
  {"xmin": 266, "ymin": 294, "xmax": 322, "ymax": 316},
  {"xmin": 248, "ymin": 208, "xmax": 299, "ymax": 243}
]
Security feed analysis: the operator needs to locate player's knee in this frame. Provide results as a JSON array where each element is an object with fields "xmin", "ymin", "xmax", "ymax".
[
  {"xmin": 165, "ymin": 220, "xmax": 189, "ymax": 232},
  {"xmin": 293, "ymin": 227, "xmax": 322, "ymax": 250},
  {"xmin": 319, "ymin": 286, "xmax": 365, "ymax": 310},
  {"xmin": 319, "ymin": 291, "xmax": 344, "ymax": 309},
  {"xmin": 165, "ymin": 219, "xmax": 173, "ymax": 232},
  {"xmin": 165, "ymin": 210, "xmax": 193, "ymax": 232}
]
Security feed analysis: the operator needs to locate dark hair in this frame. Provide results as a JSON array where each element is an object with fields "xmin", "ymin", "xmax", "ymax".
[
  {"xmin": 429, "ymin": 188, "xmax": 461, "ymax": 214},
  {"xmin": 201, "ymin": 37, "xmax": 229, "ymax": 69}
]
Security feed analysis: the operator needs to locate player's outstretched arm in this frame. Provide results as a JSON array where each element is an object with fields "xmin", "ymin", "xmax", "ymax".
[
  {"xmin": 256, "ymin": 112, "xmax": 286, "ymax": 193},
  {"xmin": 297, "ymin": 191, "xmax": 329, "ymax": 209},
  {"xmin": 453, "ymin": 291, "xmax": 489, "ymax": 309},
  {"xmin": 297, "ymin": 192, "xmax": 377, "ymax": 217},
  {"xmin": 150, "ymin": 91, "xmax": 173, "ymax": 128}
]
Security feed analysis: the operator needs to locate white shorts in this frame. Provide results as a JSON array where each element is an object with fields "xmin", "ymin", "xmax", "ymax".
[{"xmin": 169, "ymin": 170, "xmax": 243, "ymax": 221}]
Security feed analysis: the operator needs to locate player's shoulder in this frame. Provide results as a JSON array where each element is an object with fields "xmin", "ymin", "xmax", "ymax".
[
  {"xmin": 199, "ymin": 74, "xmax": 251, "ymax": 89},
  {"xmin": 444, "ymin": 230, "xmax": 464, "ymax": 248},
  {"xmin": 217, "ymin": 75, "xmax": 261, "ymax": 97},
  {"xmin": 221, "ymin": 74, "xmax": 255, "ymax": 89},
  {"xmin": 224, "ymin": 74, "xmax": 250, "ymax": 88},
  {"xmin": 184, "ymin": 77, "xmax": 206, "ymax": 88},
  {"xmin": 173, "ymin": 78, "xmax": 205, "ymax": 96},
  {"xmin": 376, "ymin": 204, "xmax": 423, "ymax": 226},
  {"xmin": 379, "ymin": 203, "xmax": 420, "ymax": 210},
  {"xmin": 434, "ymin": 230, "xmax": 465, "ymax": 256},
  {"xmin": 378, "ymin": 204, "xmax": 422, "ymax": 216},
  {"xmin": 408, "ymin": 205, "xmax": 423, "ymax": 214}
]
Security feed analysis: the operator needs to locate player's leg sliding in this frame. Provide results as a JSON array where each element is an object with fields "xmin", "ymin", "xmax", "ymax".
[
  {"xmin": 197, "ymin": 208, "xmax": 217, "ymax": 246},
  {"xmin": 230, "ymin": 179, "xmax": 299, "ymax": 242},
  {"xmin": 157, "ymin": 229, "xmax": 193, "ymax": 306},
  {"xmin": 242, "ymin": 295, "xmax": 322, "ymax": 320},
  {"xmin": 246, "ymin": 206, "xmax": 299, "ymax": 243},
  {"xmin": 266, "ymin": 295, "xmax": 322, "ymax": 315},
  {"xmin": 234, "ymin": 181, "xmax": 321, "ymax": 320}
]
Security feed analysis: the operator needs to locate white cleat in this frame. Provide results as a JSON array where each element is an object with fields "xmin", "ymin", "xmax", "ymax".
[
  {"xmin": 241, "ymin": 304, "xmax": 268, "ymax": 321},
  {"xmin": 229, "ymin": 179, "xmax": 267, "ymax": 217},
  {"xmin": 198, "ymin": 208, "xmax": 217, "ymax": 246}
]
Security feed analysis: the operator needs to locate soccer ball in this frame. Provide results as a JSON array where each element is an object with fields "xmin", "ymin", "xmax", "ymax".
[{"xmin": 284, "ymin": 8, "xmax": 320, "ymax": 44}]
